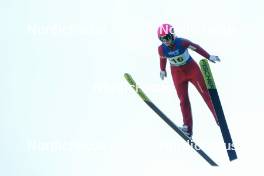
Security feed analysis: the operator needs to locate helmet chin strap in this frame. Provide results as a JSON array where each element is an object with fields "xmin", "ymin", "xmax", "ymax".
[{"xmin": 168, "ymin": 43, "xmax": 174, "ymax": 48}]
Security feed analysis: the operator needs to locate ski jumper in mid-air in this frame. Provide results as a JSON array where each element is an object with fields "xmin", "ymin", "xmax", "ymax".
[{"xmin": 157, "ymin": 23, "xmax": 220, "ymax": 137}]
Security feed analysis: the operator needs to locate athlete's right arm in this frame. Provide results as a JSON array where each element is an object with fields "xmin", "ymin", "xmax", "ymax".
[
  {"xmin": 158, "ymin": 46, "xmax": 167, "ymax": 71},
  {"xmin": 158, "ymin": 46, "xmax": 167, "ymax": 80}
]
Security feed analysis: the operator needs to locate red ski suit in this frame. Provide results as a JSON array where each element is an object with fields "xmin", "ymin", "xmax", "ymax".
[{"xmin": 158, "ymin": 37, "xmax": 217, "ymax": 134}]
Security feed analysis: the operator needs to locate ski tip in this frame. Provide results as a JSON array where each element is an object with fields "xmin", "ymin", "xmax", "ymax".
[
  {"xmin": 124, "ymin": 73, "xmax": 135, "ymax": 85},
  {"xmin": 124, "ymin": 73, "xmax": 130, "ymax": 77}
]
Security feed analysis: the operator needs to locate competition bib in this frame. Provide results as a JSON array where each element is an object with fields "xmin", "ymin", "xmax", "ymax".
[{"xmin": 168, "ymin": 50, "xmax": 190, "ymax": 66}]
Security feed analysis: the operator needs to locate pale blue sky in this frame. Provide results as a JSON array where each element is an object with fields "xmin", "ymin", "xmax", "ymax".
[{"xmin": 1, "ymin": 0, "xmax": 264, "ymax": 175}]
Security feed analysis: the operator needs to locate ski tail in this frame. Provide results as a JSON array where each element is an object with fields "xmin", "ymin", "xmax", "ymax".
[
  {"xmin": 199, "ymin": 59, "xmax": 238, "ymax": 161},
  {"xmin": 124, "ymin": 73, "xmax": 218, "ymax": 166}
]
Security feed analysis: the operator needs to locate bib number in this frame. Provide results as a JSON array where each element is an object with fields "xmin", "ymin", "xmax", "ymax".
[
  {"xmin": 171, "ymin": 56, "xmax": 184, "ymax": 64},
  {"xmin": 168, "ymin": 50, "xmax": 190, "ymax": 66}
]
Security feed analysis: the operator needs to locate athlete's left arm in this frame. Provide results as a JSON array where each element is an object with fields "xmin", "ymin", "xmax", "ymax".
[{"xmin": 181, "ymin": 39, "xmax": 210, "ymax": 59}]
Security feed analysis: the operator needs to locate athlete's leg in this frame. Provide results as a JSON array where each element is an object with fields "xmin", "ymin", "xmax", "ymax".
[{"xmin": 171, "ymin": 66, "xmax": 193, "ymax": 133}]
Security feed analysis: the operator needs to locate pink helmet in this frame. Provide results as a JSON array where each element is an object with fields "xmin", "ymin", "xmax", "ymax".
[{"xmin": 157, "ymin": 24, "xmax": 175, "ymax": 39}]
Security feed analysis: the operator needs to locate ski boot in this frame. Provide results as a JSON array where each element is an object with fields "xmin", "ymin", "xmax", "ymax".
[{"xmin": 179, "ymin": 125, "xmax": 192, "ymax": 138}]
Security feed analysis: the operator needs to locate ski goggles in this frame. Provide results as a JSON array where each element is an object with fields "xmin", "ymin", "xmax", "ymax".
[{"xmin": 160, "ymin": 34, "xmax": 173, "ymax": 42}]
